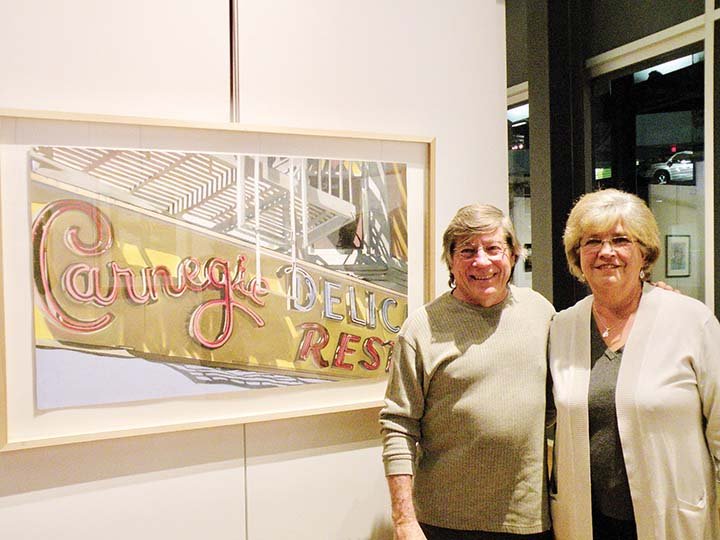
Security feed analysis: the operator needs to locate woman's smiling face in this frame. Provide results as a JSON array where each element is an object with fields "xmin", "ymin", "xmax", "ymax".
[
  {"xmin": 579, "ymin": 221, "xmax": 645, "ymax": 295},
  {"xmin": 450, "ymin": 228, "xmax": 515, "ymax": 307}
]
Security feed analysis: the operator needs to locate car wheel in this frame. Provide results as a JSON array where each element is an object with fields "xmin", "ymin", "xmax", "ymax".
[{"xmin": 654, "ymin": 170, "xmax": 669, "ymax": 184}]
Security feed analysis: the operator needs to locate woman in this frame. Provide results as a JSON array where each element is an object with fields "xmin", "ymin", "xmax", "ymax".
[{"xmin": 549, "ymin": 189, "xmax": 720, "ymax": 540}]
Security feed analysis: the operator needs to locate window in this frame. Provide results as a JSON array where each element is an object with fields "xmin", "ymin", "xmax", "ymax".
[
  {"xmin": 591, "ymin": 50, "xmax": 705, "ymax": 300},
  {"xmin": 508, "ymin": 103, "xmax": 532, "ymax": 286}
]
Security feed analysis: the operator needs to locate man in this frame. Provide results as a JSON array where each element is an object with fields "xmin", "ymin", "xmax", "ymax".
[{"xmin": 380, "ymin": 204, "xmax": 555, "ymax": 540}]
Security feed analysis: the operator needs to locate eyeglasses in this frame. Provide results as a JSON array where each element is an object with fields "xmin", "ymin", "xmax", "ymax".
[
  {"xmin": 456, "ymin": 243, "xmax": 508, "ymax": 261},
  {"xmin": 579, "ymin": 236, "xmax": 635, "ymax": 253}
]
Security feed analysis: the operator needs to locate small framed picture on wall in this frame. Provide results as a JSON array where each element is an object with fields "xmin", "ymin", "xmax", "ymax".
[{"xmin": 665, "ymin": 235, "xmax": 691, "ymax": 278}]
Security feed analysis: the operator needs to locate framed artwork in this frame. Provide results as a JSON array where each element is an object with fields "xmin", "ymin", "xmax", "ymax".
[
  {"xmin": 665, "ymin": 234, "xmax": 690, "ymax": 278},
  {"xmin": 0, "ymin": 110, "xmax": 435, "ymax": 450}
]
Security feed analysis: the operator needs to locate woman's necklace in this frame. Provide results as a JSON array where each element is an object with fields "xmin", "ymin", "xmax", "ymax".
[
  {"xmin": 593, "ymin": 288, "xmax": 642, "ymax": 342},
  {"xmin": 592, "ymin": 305, "xmax": 624, "ymax": 338}
]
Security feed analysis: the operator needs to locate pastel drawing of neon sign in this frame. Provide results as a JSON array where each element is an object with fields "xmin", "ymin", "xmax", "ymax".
[{"xmin": 28, "ymin": 146, "xmax": 408, "ymax": 380}]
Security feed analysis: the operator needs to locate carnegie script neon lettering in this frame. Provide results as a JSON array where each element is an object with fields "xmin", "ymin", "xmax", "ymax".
[{"xmin": 32, "ymin": 199, "xmax": 268, "ymax": 349}]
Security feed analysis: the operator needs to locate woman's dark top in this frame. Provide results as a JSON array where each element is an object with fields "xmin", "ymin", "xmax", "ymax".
[{"xmin": 588, "ymin": 320, "xmax": 635, "ymax": 521}]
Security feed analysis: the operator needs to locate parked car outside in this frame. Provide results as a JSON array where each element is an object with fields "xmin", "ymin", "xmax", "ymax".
[{"xmin": 637, "ymin": 150, "xmax": 700, "ymax": 184}]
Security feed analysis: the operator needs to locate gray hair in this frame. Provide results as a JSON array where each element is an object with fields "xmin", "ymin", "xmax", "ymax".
[{"xmin": 442, "ymin": 203, "xmax": 522, "ymax": 287}]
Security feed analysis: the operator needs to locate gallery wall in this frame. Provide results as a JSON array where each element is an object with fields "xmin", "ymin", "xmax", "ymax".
[
  {"xmin": 234, "ymin": 0, "xmax": 510, "ymax": 297},
  {"xmin": 235, "ymin": 3, "xmax": 507, "ymax": 537},
  {"xmin": 0, "ymin": 2, "xmax": 242, "ymax": 539},
  {"xmin": 0, "ymin": 1, "xmax": 229, "ymax": 122},
  {"xmin": 0, "ymin": 1, "xmax": 508, "ymax": 538}
]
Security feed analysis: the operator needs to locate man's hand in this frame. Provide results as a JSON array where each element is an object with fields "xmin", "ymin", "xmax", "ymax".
[
  {"xmin": 387, "ymin": 475, "xmax": 426, "ymax": 540},
  {"xmin": 652, "ymin": 280, "xmax": 682, "ymax": 294},
  {"xmin": 394, "ymin": 520, "xmax": 426, "ymax": 540}
]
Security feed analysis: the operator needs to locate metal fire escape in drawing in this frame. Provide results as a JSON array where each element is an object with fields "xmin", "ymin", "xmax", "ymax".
[{"xmin": 29, "ymin": 147, "xmax": 407, "ymax": 292}]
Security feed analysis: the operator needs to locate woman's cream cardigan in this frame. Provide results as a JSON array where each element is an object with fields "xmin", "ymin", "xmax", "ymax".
[{"xmin": 549, "ymin": 284, "xmax": 720, "ymax": 540}]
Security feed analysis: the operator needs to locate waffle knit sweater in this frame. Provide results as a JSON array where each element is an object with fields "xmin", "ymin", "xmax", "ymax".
[{"xmin": 380, "ymin": 285, "xmax": 555, "ymax": 533}]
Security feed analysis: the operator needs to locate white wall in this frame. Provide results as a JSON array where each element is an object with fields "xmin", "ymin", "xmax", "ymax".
[
  {"xmin": 0, "ymin": 1, "xmax": 508, "ymax": 538},
  {"xmin": 0, "ymin": 427, "xmax": 247, "ymax": 540},
  {"xmin": 245, "ymin": 409, "xmax": 393, "ymax": 539},
  {"xmin": 236, "ymin": 2, "xmax": 508, "ymax": 537},
  {"xmin": 235, "ymin": 0, "xmax": 509, "ymax": 297},
  {"xmin": 0, "ymin": 2, "xmax": 239, "ymax": 539},
  {"xmin": 0, "ymin": 0, "xmax": 229, "ymax": 122}
]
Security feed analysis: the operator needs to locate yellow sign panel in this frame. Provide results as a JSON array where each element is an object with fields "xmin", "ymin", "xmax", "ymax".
[{"xmin": 31, "ymin": 180, "xmax": 405, "ymax": 379}]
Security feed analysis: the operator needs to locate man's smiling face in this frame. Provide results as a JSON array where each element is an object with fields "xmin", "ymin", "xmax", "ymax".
[{"xmin": 450, "ymin": 228, "xmax": 515, "ymax": 308}]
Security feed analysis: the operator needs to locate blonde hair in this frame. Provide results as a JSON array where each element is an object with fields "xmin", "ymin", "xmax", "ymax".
[
  {"xmin": 442, "ymin": 204, "xmax": 522, "ymax": 287},
  {"xmin": 563, "ymin": 189, "xmax": 660, "ymax": 282}
]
